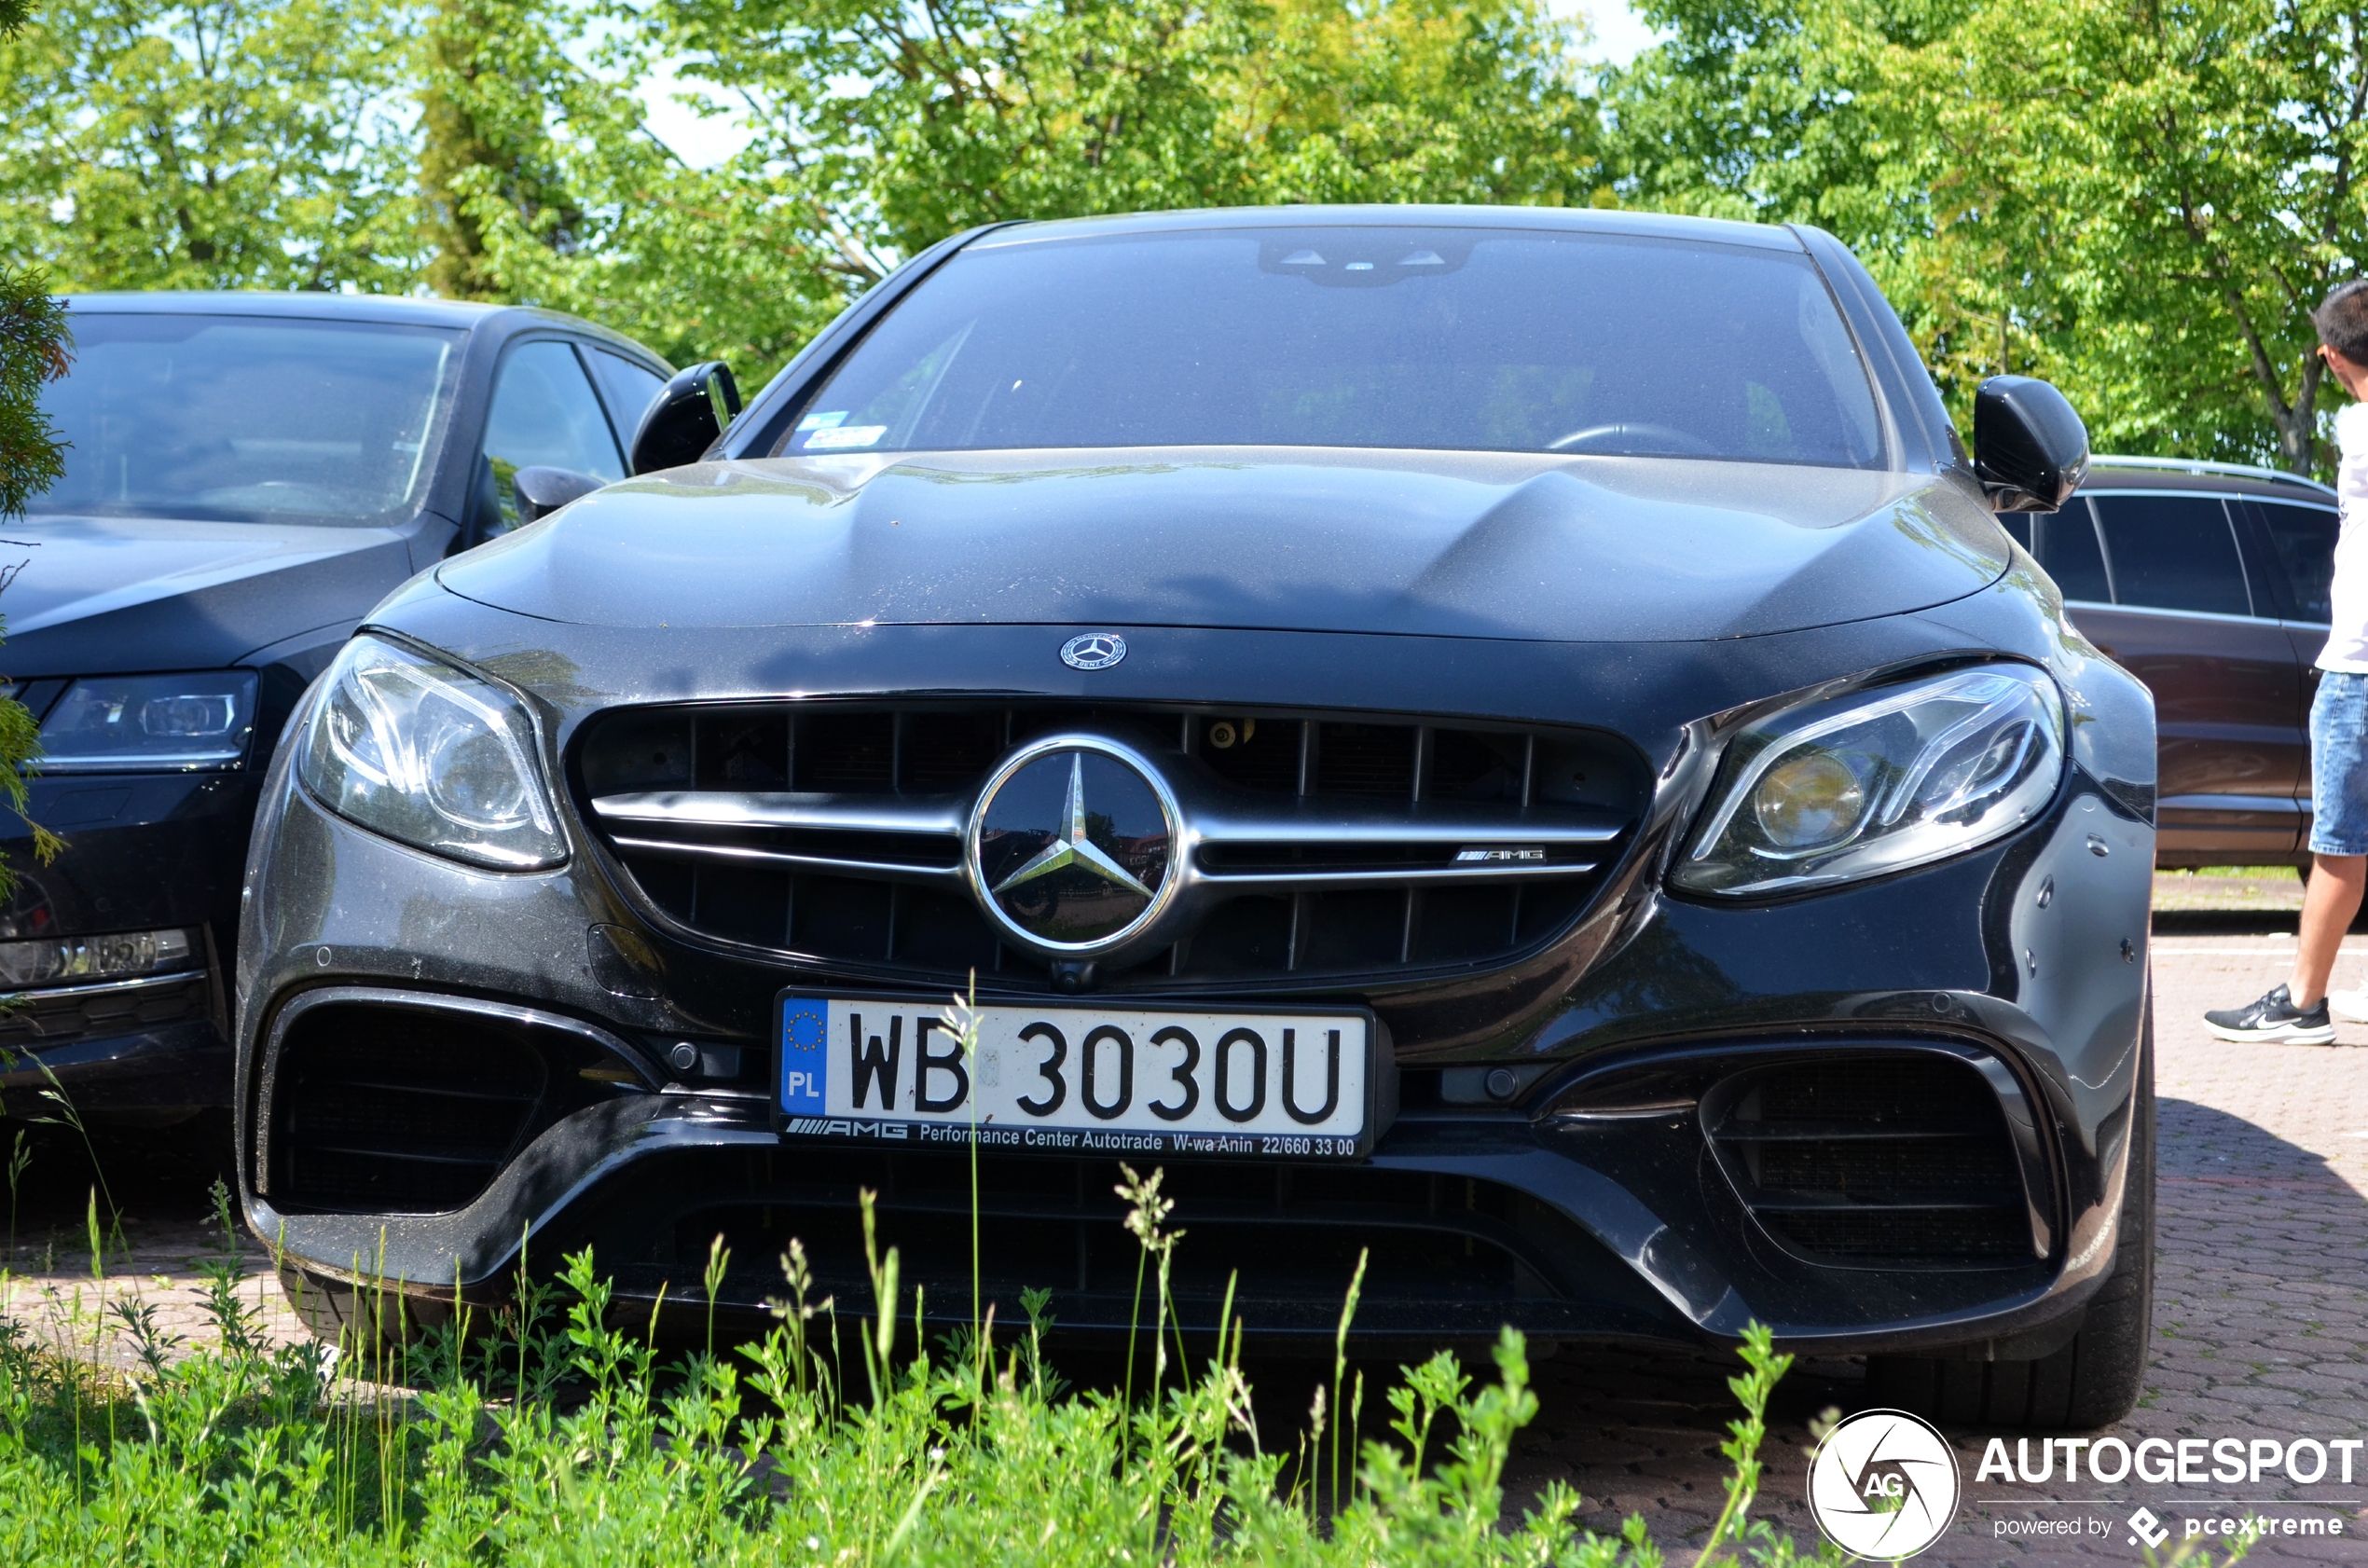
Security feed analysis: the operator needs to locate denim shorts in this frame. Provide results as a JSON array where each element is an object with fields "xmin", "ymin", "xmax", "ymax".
[{"xmin": 2311, "ymin": 671, "xmax": 2368, "ymax": 855}]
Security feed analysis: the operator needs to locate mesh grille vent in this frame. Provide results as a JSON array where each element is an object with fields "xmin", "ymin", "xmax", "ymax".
[
  {"xmin": 1707, "ymin": 1055, "xmax": 2036, "ymax": 1268},
  {"xmin": 273, "ymin": 1008, "xmax": 546, "ymax": 1215}
]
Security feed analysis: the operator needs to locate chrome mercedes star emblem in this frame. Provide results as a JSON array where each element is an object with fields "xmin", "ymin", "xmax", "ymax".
[
  {"xmin": 993, "ymin": 754, "xmax": 1155, "ymax": 901},
  {"xmin": 1060, "ymin": 632, "xmax": 1126, "ymax": 670},
  {"xmin": 966, "ymin": 736, "xmax": 1177, "ymax": 953}
]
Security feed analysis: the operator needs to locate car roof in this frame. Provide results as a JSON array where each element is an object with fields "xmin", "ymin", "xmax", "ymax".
[
  {"xmin": 2082, "ymin": 453, "xmax": 2336, "ymax": 503},
  {"xmin": 61, "ymin": 290, "xmax": 667, "ymax": 365},
  {"xmin": 971, "ymin": 203, "xmax": 1805, "ymax": 254}
]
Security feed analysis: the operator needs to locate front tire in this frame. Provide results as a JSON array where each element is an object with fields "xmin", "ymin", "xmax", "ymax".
[
  {"xmin": 1865, "ymin": 997, "xmax": 2155, "ymax": 1429},
  {"xmin": 277, "ymin": 1263, "xmax": 455, "ymax": 1353}
]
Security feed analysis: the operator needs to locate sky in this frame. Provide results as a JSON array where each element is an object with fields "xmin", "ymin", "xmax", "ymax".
[
  {"xmin": 1570, "ymin": 0, "xmax": 1664, "ymax": 65},
  {"xmin": 629, "ymin": 1, "xmax": 1665, "ymax": 172}
]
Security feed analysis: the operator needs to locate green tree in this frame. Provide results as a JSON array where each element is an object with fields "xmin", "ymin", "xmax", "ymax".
[
  {"xmin": 645, "ymin": 0, "xmax": 1262, "ymax": 268},
  {"xmin": 0, "ymin": 0, "xmax": 62, "ymax": 524},
  {"xmin": 1871, "ymin": 0, "xmax": 2368, "ymax": 473},
  {"xmin": 0, "ymin": 0, "xmax": 68, "ymax": 899},
  {"xmin": 1239, "ymin": 0, "xmax": 1605, "ymax": 206},
  {"xmin": 1605, "ymin": 0, "xmax": 2368, "ymax": 474},
  {"xmin": 1599, "ymin": 0, "xmax": 1976, "ymax": 394},
  {"xmin": 0, "ymin": 271, "xmax": 66, "ymax": 529},
  {"xmin": 418, "ymin": 0, "xmax": 585, "ymax": 300},
  {"xmin": 0, "ymin": 0, "xmax": 422, "ymax": 291},
  {"xmin": 440, "ymin": 0, "xmax": 1606, "ymax": 384},
  {"xmin": 416, "ymin": 0, "xmax": 871, "ymax": 378}
]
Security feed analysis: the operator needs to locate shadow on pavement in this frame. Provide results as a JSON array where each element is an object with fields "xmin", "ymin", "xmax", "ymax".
[
  {"xmin": 0, "ymin": 1108, "xmax": 237, "ymax": 1270},
  {"xmin": 2152, "ymin": 907, "xmax": 2368, "ymax": 935},
  {"xmin": 2157, "ymin": 1094, "xmax": 2356, "ymax": 1186}
]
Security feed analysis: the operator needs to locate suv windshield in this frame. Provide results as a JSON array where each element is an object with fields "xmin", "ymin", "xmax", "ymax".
[
  {"xmin": 34, "ymin": 313, "xmax": 463, "ymax": 526},
  {"xmin": 787, "ymin": 226, "xmax": 1884, "ymax": 467}
]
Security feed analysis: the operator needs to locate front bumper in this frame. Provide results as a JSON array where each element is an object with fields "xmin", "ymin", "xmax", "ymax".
[
  {"xmin": 0, "ymin": 770, "xmax": 249, "ymax": 1115},
  {"xmin": 239, "ymin": 743, "xmax": 2154, "ymax": 1356}
]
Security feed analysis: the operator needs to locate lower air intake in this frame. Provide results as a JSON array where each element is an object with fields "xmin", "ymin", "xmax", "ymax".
[
  {"xmin": 633, "ymin": 1148, "xmax": 1676, "ymax": 1340},
  {"xmin": 1706, "ymin": 1054, "xmax": 2037, "ymax": 1268},
  {"xmin": 270, "ymin": 1005, "xmax": 546, "ymax": 1215}
]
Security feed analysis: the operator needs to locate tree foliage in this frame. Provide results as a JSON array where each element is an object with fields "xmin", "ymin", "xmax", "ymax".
[
  {"xmin": 0, "ymin": 0, "xmax": 72, "ymax": 530},
  {"xmin": 419, "ymin": 0, "xmax": 585, "ymax": 300},
  {"xmin": 1605, "ymin": 0, "xmax": 2368, "ymax": 474},
  {"xmin": 1890, "ymin": 0, "xmax": 2368, "ymax": 472},
  {"xmin": 0, "ymin": 2, "xmax": 65, "ymax": 895},
  {"xmin": 12, "ymin": 0, "xmax": 2364, "ymax": 473},
  {"xmin": 432, "ymin": 0, "xmax": 1605, "ymax": 382},
  {"xmin": 0, "ymin": 272, "xmax": 66, "ymax": 528},
  {"xmin": 0, "ymin": 0, "xmax": 421, "ymax": 291}
]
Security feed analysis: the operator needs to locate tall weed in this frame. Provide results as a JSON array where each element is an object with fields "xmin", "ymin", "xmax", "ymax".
[{"xmin": 0, "ymin": 1166, "xmax": 2259, "ymax": 1567}]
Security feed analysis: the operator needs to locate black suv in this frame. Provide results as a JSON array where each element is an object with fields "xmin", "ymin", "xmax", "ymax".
[
  {"xmin": 2002, "ymin": 457, "xmax": 2337, "ymax": 868},
  {"xmin": 0, "ymin": 293, "xmax": 669, "ymax": 1123}
]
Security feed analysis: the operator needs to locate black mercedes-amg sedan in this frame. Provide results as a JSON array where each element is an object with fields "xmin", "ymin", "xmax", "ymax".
[{"xmin": 238, "ymin": 207, "xmax": 2157, "ymax": 1431}]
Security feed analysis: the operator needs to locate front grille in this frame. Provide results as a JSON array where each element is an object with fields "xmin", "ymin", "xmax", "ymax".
[
  {"xmin": 1706, "ymin": 1055, "xmax": 2037, "ymax": 1268},
  {"xmin": 656, "ymin": 1148, "xmax": 1669, "ymax": 1334},
  {"xmin": 271, "ymin": 1006, "xmax": 548, "ymax": 1214},
  {"xmin": 0, "ymin": 972, "xmax": 207, "ymax": 1046},
  {"xmin": 576, "ymin": 702, "xmax": 1644, "ymax": 990}
]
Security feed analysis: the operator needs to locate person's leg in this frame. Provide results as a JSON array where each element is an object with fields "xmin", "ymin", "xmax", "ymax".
[
  {"xmin": 2205, "ymin": 670, "xmax": 2368, "ymax": 1043},
  {"xmin": 2289, "ymin": 853, "xmax": 2367, "ymax": 1008}
]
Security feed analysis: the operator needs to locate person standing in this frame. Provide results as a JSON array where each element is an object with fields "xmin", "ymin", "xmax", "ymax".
[{"xmin": 2206, "ymin": 281, "xmax": 2368, "ymax": 1044}]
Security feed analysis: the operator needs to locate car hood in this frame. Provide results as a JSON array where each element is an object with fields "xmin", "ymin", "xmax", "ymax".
[
  {"xmin": 0, "ymin": 515, "xmax": 417, "ymax": 673},
  {"xmin": 434, "ymin": 448, "xmax": 2010, "ymax": 642}
]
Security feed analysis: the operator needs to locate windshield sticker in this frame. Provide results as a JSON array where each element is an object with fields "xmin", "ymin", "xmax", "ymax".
[
  {"xmin": 797, "ymin": 410, "xmax": 849, "ymax": 432},
  {"xmin": 805, "ymin": 425, "xmax": 888, "ymax": 450}
]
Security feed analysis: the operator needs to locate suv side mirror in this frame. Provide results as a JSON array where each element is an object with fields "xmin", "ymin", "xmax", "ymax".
[
  {"xmin": 513, "ymin": 465, "xmax": 607, "ymax": 526},
  {"xmin": 629, "ymin": 361, "xmax": 741, "ymax": 475},
  {"xmin": 1974, "ymin": 375, "xmax": 2089, "ymax": 514}
]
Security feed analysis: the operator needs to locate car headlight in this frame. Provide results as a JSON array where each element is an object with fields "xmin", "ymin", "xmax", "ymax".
[
  {"xmin": 297, "ymin": 635, "xmax": 564, "ymax": 870},
  {"xmin": 1673, "ymin": 665, "xmax": 2065, "ymax": 897},
  {"xmin": 0, "ymin": 927, "xmax": 200, "ymax": 987},
  {"xmin": 34, "ymin": 671, "xmax": 258, "ymax": 772}
]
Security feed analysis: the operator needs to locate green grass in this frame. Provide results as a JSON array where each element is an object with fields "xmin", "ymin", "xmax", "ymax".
[{"xmin": 0, "ymin": 1172, "xmax": 1871, "ymax": 1567}]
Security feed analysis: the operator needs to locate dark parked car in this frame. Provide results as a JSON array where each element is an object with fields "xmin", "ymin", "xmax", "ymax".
[
  {"xmin": 1999, "ymin": 457, "xmax": 2337, "ymax": 868},
  {"xmin": 241, "ymin": 208, "xmax": 2157, "ymax": 1430},
  {"xmin": 0, "ymin": 293, "xmax": 668, "ymax": 1122}
]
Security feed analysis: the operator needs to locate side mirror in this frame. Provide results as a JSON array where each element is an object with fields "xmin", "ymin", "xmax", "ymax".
[
  {"xmin": 513, "ymin": 465, "xmax": 607, "ymax": 526},
  {"xmin": 1974, "ymin": 375, "xmax": 2089, "ymax": 514},
  {"xmin": 629, "ymin": 361, "xmax": 741, "ymax": 475}
]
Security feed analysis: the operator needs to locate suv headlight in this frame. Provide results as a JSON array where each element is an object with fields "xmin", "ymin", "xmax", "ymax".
[
  {"xmin": 298, "ymin": 635, "xmax": 564, "ymax": 870},
  {"xmin": 35, "ymin": 671, "xmax": 258, "ymax": 772},
  {"xmin": 0, "ymin": 927, "xmax": 200, "ymax": 987},
  {"xmin": 1674, "ymin": 665, "xmax": 2064, "ymax": 897}
]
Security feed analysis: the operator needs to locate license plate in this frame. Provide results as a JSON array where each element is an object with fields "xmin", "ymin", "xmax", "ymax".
[{"xmin": 775, "ymin": 994, "xmax": 1382, "ymax": 1159}]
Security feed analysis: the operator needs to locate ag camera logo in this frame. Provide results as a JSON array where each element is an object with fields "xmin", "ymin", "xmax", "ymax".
[{"xmin": 1808, "ymin": 1409, "xmax": 1962, "ymax": 1559}]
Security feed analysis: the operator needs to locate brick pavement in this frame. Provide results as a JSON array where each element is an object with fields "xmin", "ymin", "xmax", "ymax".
[
  {"xmin": 0, "ymin": 1222, "xmax": 300, "ymax": 1372},
  {"xmin": 1507, "ymin": 934, "xmax": 2368, "ymax": 1564},
  {"xmin": 4, "ymin": 937, "xmax": 2364, "ymax": 1563}
]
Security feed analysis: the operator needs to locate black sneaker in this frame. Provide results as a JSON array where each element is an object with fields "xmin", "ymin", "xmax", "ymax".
[{"xmin": 2203, "ymin": 984, "xmax": 2336, "ymax": 1045}]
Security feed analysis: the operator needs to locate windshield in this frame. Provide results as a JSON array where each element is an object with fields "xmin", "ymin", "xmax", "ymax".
[
  {"xmin": 785, "ymin": 227, "xmax": 1885, "ymax": 467},
  {"xmin": 34, "ymin": 313, "xmax": 464, "ymax": 526}
]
